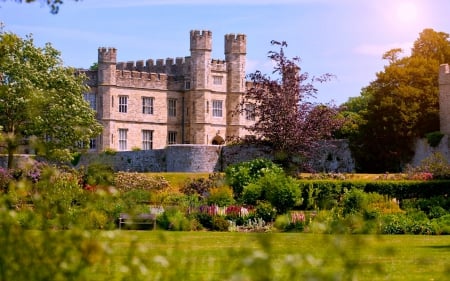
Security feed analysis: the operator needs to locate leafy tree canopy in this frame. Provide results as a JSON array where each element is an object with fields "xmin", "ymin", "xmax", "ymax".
[
  {"xmin": 341, "ymin": 28, "xmax": 450, "ymax": 172},
  {"xmin": 237, "ymin": 40, "xmax": 343, "ymax": 172},
  {"xmin": 0, "ymin": 28, "xmax": 102, "ymax": 167}
]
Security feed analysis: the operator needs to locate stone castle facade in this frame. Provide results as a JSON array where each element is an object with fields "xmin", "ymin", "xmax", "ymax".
[{"xmin": 82, "ymin": 30, "xmax": 254, "ymax": 152}]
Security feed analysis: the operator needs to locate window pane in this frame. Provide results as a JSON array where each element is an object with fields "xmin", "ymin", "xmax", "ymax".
[
  {"xmin": 119, "ymin": 96, "xmax": 128, "ymax": 113},
  {"xmin": 142, "ymin": 97, "xmax": 154, "ymax": 114},
  {"xmin": 168, "ymin": 131, "xmax": 177, "ymax": 144},
  {"xmin": 212, "ymin": 100, "xmax": 223, "ymax": 117},
  {"xmin": 142, "ymin": 130, "xmax": 153, "ymax": 150},
  {"xmin": 118, "ymin": 129, "xmax": 127, "ymax": 150},
  {"xmin": 168, "ymin": 98, "xmax": 177, "ymax": 117}
]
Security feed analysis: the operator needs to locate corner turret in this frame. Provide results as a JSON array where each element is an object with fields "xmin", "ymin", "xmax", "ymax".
[
  {"xmin": 98, "ymin": 47, "xmax": 117, "ymax": 86},
  {"xmin": 190, "ymin": 30, "xmax": 212, "ymax": 89}
]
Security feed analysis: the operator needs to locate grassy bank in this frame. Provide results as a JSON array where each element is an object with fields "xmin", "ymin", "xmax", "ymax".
[{"xmin": 90, "ymin": 231, "xmax": 450, "ymax": 280}]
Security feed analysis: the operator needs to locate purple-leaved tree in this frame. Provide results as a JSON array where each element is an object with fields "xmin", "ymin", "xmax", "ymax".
[{"xmin": 237, "ymin": 40, "xmax": 343, "ymax": 171}]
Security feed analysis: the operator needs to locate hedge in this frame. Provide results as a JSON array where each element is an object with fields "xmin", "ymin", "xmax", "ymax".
[{"xmin": 297, "ymin": 180, "xmax": 450, "ymax": 205}]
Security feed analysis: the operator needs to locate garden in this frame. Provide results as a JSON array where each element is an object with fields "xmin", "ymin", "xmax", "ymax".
[{"xmin": 1, "ymin": 156, "xmax": 450, "ymax": 280}]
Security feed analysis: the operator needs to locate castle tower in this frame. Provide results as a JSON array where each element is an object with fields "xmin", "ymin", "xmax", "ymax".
[
  {"xmin": 97, "ymin": 48, "xmax": 117, "ymax": 151},
  {"xmin": 190, "ymin": 30, "xmax": 212, "ymax": 89},
  {"xmin": 439, "ymin": 64, "xmax": 450, "ymax": 134},
  {"xmin": 98, "ymin": 47, "xmax": 117, "ymax": 86},
  {"xmin": 225, "ymin": 33, "xmax": 247, "ymax": 138}
]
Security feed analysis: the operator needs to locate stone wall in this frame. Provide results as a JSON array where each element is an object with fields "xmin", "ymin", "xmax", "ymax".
[{"xmin": 1, "ymin": 141, "xmax": 356, "ymax": 173}]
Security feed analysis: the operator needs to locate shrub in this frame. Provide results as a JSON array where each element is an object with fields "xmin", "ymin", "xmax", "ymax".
[
  {"xmin": 425, "ymin": 131, "xmax": 444, "ymax": 147},
  {"xmin": 405, "ymin": 152, "xmax": 450, "ymax": 179},
  {"xmin": 242, "ymin": 182, "xmax": 263, "ymax": 205},
  {"xmin": 0, "ymin": 167, "xmax": 12, "ymax": 193},
  {"xmin": 255, "ymin": 201, "xmax": 276, "ymax": 222},
  {"xmin": 225, "ymin": 158, "xmax": 283, "ymax": 197},
  {"xmin": 180, "ymin": 177, "xmax": 212, "ymax": 199},
  {"xmin": 258, "ymin": 172, "xmax": 301, "ymax": 214},
  {"xmin": 114, "ymin": 172, "xmax": 169, "ymax": 192},
  {"xmin": 207, "ymin": 186, "xmax": 235, "ymax": 206},
  {"xmin": 157, "ymin": 208, "xmax": 193, "ymax": 231},
  {"xmin": 211, "ymin": 216, "xmax": 230, "ymax": 231},
  {"xmin": 83, "ymin": 163, "xmax": 115, "ymax": 187},
  {"xmin": 342, "ymin": 188, "xmax": 368, "ymax": 216}
]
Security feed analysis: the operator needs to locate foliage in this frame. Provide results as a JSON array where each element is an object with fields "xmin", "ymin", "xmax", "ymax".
[
  {"xmin": 0, "ymin": 167, "xmax": 12, "ymax": 192},
  {"xmin": 225, "ymin": 158, "xmax": 283, "ymax": 197},
  {"xmin": 425, "ymin": 131, "xmax": 444, "ymax": 147},
  {"xmin": 236, "ymin": 40, "xmax": 342, "ymax": 171},
  {"xmin": 0, "ymin": 29, "xmax": 102, "ymax": 168},
  {"xmin": 157, "ymin": 208, "xmax": 199, "ymax": 231},
  {"xmin": 344, "ymin": 29, "xmax": 450, "ymax": 172},
  {"xmin": 113, "ymin": 172, "xmax": 170, "ymax": 192},
  {"xmin": 341, "ymin": 188, "xmax": 368, "ymax": 216},
  {"xmin": 404, "ymin": 152, "xmax": 450, "ymax": 179},
  {"xmin": 258, "ymin": 171, "xmax": 301, "ymax": 214},
  {"xmin": 255, "ymin": 200, "xmax": 276, "ymax": 222},
  {"xmin": 82, "ymin": 163, "xmax": 114, "ymax": 187},
  {"xmin": 207, "ymin": 186, "xmax": 235, "ymax": 207}
]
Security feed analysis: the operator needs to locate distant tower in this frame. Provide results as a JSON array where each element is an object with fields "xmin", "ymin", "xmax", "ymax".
[
  {"xmin": 439, "ymin": 64, "xmax": 450, "ymax": 134},
  {"xmin": 97, "ymin": 48, "xmax": 117, "ymax": 151},
  {"xmin": 224, "ymin": 33, "xmax": 247, "ymax": 138}
]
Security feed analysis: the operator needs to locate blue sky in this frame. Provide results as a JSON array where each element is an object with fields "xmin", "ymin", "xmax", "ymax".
[{"xmin": 1, "ymin": 0, "xmax": 450, "ymax": 105}]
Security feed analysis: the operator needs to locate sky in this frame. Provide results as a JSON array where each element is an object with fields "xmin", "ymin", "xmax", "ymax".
[{"xmin": 1, "ymin": 0, "xmax": 450, "ymax": 105}]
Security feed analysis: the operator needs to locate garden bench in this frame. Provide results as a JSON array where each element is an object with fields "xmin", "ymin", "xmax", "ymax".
[{"xmin": 118, "ymin": 213, "xmax": 157, "ymax": 230}]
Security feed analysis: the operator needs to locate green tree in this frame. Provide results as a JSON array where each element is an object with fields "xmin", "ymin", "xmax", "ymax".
[
  {"xmin": 238, "ymin": 41, "xmax": 342, "ymax": 171},
  {"xmin": 0, "ymin": 30, "xmax": 102, "ymax": 168},
  {"xmin": 347, "ymin": 29, "xmax": 450, "ymax": 172}
]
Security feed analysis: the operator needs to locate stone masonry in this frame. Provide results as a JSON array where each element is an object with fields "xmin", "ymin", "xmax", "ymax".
[{"xmin": 82, "ymin": 30, "xmax": 254, "ymax": 152}]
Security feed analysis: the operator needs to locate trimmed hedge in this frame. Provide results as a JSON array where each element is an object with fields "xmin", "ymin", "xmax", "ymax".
[{"xmin": 297, "ymin": 180, "xmax": 450, "ymax": 209}]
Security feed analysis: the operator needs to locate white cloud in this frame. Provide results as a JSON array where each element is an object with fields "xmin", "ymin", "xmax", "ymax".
[{"xmin": 354, "ymin": 41, "xmax": 413, "ymax": 57}]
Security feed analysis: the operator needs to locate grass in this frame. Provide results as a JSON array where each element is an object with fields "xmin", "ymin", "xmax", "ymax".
[
  {"xmin": 90, "ymin": 231, "xmax": 450, "ymax": 281},
  {"xmin": 148, "ymin": 172, "xmax": 211, "ymax": 190}
]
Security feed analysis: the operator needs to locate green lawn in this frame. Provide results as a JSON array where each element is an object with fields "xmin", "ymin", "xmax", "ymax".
[{"xmin": 91, "ymin": 231, "xmax": 450, "ymax": 281}]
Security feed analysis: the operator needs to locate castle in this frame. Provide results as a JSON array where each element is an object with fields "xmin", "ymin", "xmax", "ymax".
[{"xmin": 82, "ymin": 30, "xmax": 254, "ymax": 152}]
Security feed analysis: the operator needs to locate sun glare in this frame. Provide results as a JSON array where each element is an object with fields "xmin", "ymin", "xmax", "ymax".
[{"xmin": 395, "ymin": 1, "xmax": 419, "ymax": 23}]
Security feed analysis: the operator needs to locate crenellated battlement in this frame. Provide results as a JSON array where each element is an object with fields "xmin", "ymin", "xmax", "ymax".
[
  {"xmin": 211, "ymin": 59, "xmax": 227, "ymax": 72},
  {"xmin": 116, "ymin": 56, "xmax": 191, "ymax": 76},
  {"xmin": 439, "ymin": 64, "xmax": 450, "ymax": 84},
  {"xmin": 98, "ymin": 47, "xmax": 117, "ymax": 63},
  {"xmin": 190, "ymin": 30, "xmax": 212, "ymax": 51},
  {"xmin": 224, "ymin": 33, "xmax": 246, "ymax": 54}
]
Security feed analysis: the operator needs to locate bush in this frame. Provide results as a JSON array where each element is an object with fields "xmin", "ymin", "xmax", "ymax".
[
  {"xmin": 342, "ymin": 188, "xmax": 368, "ymax": 216},
  {"xmin": 258, "ymin": 172, "xmax": 301, "ymax": 214},
  {"xmin": 114, "ymin": 172, "xmax": 169, "ymax": 192},
  {"xmin": 405, "ymin": 152, "xmax": 450, "ymax": 179},
  {"xmin": 242, "ymin": 182, "xmax": 263, "ymax": 205},
  {"xmin": 225, "ymin": 158, "xmax": 283, "ymax": 198},
  {"xmin": 83, "ymin": 163, "xmax": 114, "ymax": 187},
  {"xmin": 207, "ymin": 186, "xmax": 235, "ymax": 206},
  {"xmin": 0, "ymin": 167, "xmax": 12, "ymax": 193},
  {"xmin": 157, "ymin": 208, "xmax": 194, "ymax": 231},
  {"xmin": 425, "ymin": 131, "xmax": 444, "ymax": 147},
  {"xmin": 255, "ymin": 201, "xmax": 276, "ymax": 222}
]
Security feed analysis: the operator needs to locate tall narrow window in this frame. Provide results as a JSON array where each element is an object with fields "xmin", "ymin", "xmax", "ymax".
[
  {"xmin": 212, "ymin": 100, "xmax": 223, "ymax": 117},
  {"xmin": 168, "ymin": 98, "xmax": 177, "ymax": 117},
  {"xmin": 213, "ymin": 76, "xmax": 223, "ymax": 85},
  {"xmin": 83, "ymin": 93, "xmax": 97, "ymax": 110},
  {"xmin": 245, "ymin": 103, "xmax": 256, "ymax": 121},
  {"xmin": 118, "ymin": 129, "xmax": 127, "ymax": 151},
  {"xmin": 168, "ymin": 131, "xmax": 177, "ymax": 145},
  {"xmin": 89, "ymin": 138, "xmax": 97, "ymax": 150},
  {"xmin": 142, "ymin": 97, "xmax": 154, "ymax": 114},
  {"xmin": 142, "ymin": 130, "xmax": 153, "ymax": 150},
  {"xmin": 119, "ymin": 96, "xmax": 128, "ymax": 113}
]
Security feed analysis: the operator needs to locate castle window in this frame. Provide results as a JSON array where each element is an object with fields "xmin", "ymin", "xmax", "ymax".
[
  {"xmin": 89, "ymin": 138, "xmax": 97, "ymax": 150},
  {"xmin": 142, "ymin": 97, "xmax": 154, "ymax": 114},
  {"xmin": 213, "ymin": 76, "xmax": 223, "ymax": 85},
  {"xmin": 118, "ymin": 128, "xmax": 127, "ymax": 151},
  {"xmin": 245, "ymin": 103, "xmax": 256, "ymax": 121},
  {"xmin": 168, "ymin": 98, "xmax": 177, "ymax": 117},
  {"xmin": 212, "ymin": 100, "xmax": 223, "ymax": 117},
  {"xmin": 142, "ymin": 130, "xmax": 153, "ymax": 150},
  {"xmin": 119, "ymin": 96, "xmax": 128, "ymax": 113},
  {"xmin": 83, "ymin": 93, "xmax": 97, "ymax": 110},
  {"xmin": 168, "ymin": 131, "xmax": 177, "ymax": 145},
  {"xmin": 185, "ymin": 81, "xmax": 191, "ymax": 90}
]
